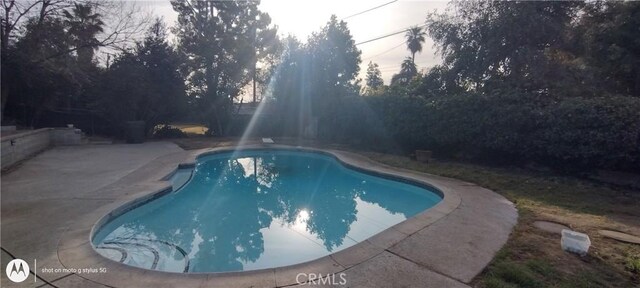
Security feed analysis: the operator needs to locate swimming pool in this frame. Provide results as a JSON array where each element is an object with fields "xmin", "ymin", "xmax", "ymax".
[{"xmin": 92, "ymin": 149, "xmax": 442, "ymax": 273}]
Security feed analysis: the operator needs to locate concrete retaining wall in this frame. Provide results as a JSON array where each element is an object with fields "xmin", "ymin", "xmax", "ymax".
[
  {"xmin": 51, "ymin": 128, "xmax": 82, "ymax": 146},
  {"xmin": 1, "ymin": 128, "xmax": 53, "ymax": 169},
  {"xmin": 1, "ymin": 128, "xmax": 83, "ymax": 169}
]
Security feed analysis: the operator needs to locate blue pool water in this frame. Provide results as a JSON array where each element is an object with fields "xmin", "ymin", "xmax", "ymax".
[{"xmin": 92, "ymin": 150, "xmax": 442, "ymax": 273}]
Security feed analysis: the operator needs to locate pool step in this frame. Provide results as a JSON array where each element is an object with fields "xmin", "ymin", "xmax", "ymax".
[{"xmin": 96, "ymin": 238, "xmax": 190, "ymax": 273}]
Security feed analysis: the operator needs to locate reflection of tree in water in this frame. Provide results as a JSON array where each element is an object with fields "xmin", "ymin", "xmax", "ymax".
[
  {"xmin": 182, "ymin": 157, "xmax": 273, "ymax": 271},
  {"xmin": 108, "ymin": 157, "xmax": 274, "ymax": 272},
  {"xmin": 193, "ymin": 152, "xmax": 359, "ymax": 262},
  {"xmin": 260, "ymin": 154, "xmax": 358, "ymax": 251},
  {"xmin": 101, "ymin": 151, "xmax": 429, "ymax": 272}
]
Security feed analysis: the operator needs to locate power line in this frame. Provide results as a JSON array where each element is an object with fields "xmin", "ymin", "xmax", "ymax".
[
  {"xmin": 355, "ymin": 23, "xmax": 427, "ymax": 46},
  {"xmin": 378, "ymin": 63, "xmax": 431, "ymax": 71},
  {"xmin": 377, "ymin": 61, "xmax": 433, "ymax": 71},
  {"xmin": 341, "ymin": 0, "xmax": 398, "ymax": 20},
  {"xmin": 378, "ymin": 68, "xmax": 402, "ymax": 73},
  {"xmin": 362, "ymin": 41, "xmax": 405, "ymax": 61}
]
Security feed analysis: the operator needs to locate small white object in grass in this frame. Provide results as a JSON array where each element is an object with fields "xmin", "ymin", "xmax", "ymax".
[
  {"xmin": 262, "ymin": 138, "xmax": 274, "ymax": 144},
  {"xmin": 561, "ymin": 229, "xmax": 591, "ymax": 256}
]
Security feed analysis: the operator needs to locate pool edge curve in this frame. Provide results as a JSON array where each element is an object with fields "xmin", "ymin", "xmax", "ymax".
[{"xmin": 57, "ymin": 144, "xmax": 514, "ymax": 288}]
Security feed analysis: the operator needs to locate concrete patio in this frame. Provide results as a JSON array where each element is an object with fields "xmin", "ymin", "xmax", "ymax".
[
  {"xmin": 1, "ymin": 142, "xmax": 517, "ymax": 287},
  {"xmin": 1, "ymin": 142, "xmax": 183, "ymax": 287}
]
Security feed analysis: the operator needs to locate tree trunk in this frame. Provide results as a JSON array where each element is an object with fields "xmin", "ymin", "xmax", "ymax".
[
  {"xmin": 212, "ymin": 110, "xmax": 224, "ymax": 137},
  {"xmin": 1, "ymin": 65, "xmax": 8, "ymax": 121},
  {"xmin": 1, "ymin": 29, "xmax": 9, "ymax": 121},
  {"xmin": 635, "ymin": 70, "xmax": 640, "ymax": 97}
]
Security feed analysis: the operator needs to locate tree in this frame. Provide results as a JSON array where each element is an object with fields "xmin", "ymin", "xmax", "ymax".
[
  {"xmin": 414, "ymin": 65, "xmax": 462, "ymax": 98},
  {"xmin": 92, "ymin": 18, "xmax": 187, "ymax": 136},
  {"xmin": 365, "ymin": 61, "xmax": 384, "ymax": 93},
  {"xmin": 1, "ymin": 0, "xmax": 150, "ymax": 121},
  {"xmin": 575, "ymin": 1, "xmax": 640, "ymax": 97},
  {"xmin": 8, "ymin": 17, "xmax": 80, "ymax": 126},
  {"xmin": 305, "ymin": 16, "xmax": 361, "ymax": 141},
  {"xmin": 1, "ymin": 0, "xmax": 78, "ymax": 120},
  {"xmin": 270, "ymin": 36, "xmax": 303, "ymax": 103},
  {"xmin": 391, "ymin": 57, "xmax": 417, "ymax": 85},
  {"xmin": 171, "ymin": 0, "xmax": 278, "ymax": 136},
  {"xmin": 306, "ymin": 15, "xmax": 361, "ymax": 115},
  {"xmin": 268, "ymin": 36, "xmax": 309, "ymax": 136},
  {"xmin": 269, "ymin": 16, "xmax": 361, "ymax": 139},
  {"xmin": 425, "ymin": 1, "xmax": 580, "ymax": 93},
  {"xmin": 63, "ymin": 3, "xmax": 104, "ymax": 67},
  {"xmin": 405, "ymin": 26, "xmax": 425, "ymax": 64}
]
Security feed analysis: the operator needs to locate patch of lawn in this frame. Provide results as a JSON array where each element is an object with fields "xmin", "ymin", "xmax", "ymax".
[
  {"xmin": 626, "ymin": 254, "xmax": 640, "ymax": 274},
  {"xmin": 489, "ymin": 262, "xmax": 542, "ymax": 288},
  {"xmin": 360, "ymin": 152, "xmax": 640, "ymax": 287},
  {"xmin": 167, "ymin": 123, "xmax": 209, "ymax": 135},
  {"xmin": 484, "ymin": 277, "xmax": 520, "ymax": 288}
]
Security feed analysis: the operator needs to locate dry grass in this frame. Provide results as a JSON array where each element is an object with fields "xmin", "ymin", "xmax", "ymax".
[
  {"xmin": 362, "ymin": 152, "xmax": 640, "ymax": 288},
  {"xmin": 171, "ymin": 137, "xmax": 640, "ymax": 287},
  {"xmin": 166, "ymin": 123, "xmax": 209, "ymax": 135}
]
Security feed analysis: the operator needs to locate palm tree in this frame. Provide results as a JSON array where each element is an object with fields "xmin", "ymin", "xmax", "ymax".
[
  {"xmin": 405, "ymin": 26, "xmax": 426, "ymax": 64},
  {"xmin": 63, "ymin": 3, "xmax": 104, "ymax": 67},
  {"xmin": 400, "ymin": 57, "xmax": 417, "ymax": 76},
  {"xmin": 391, "ymin": 57, "xmax": 418, "ymax": 85}
]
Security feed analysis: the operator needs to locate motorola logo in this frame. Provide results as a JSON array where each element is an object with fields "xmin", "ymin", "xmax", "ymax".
[{"xmin": 6, "ymin": 259, "xmax": 30, "ymax": 283}]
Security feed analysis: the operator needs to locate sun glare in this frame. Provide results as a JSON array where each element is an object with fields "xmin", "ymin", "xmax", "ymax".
[{"xmin": 292, "ymin": 209, "xmax": 311, "ymax": 231}]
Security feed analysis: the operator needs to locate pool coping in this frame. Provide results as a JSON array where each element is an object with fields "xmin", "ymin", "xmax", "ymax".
[{"xmin": 57, "ymin": 144, "xmax": 515, "ymax": 287}]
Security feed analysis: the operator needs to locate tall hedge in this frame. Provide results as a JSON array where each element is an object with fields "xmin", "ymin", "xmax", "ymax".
[
  {"xmin": 351, "ymin": 92, "xmax": 640, "ymax": 171},
  {"xmin": 531, "ymin": 96, "xmax": 640, "ymax": 170}
]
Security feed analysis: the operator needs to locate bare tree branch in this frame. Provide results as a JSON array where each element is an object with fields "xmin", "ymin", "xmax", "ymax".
[
  {"xmin": 1, "ymin": 0, "xmax": 79, "ymax": 49},
  {"xmin": 15, "ymin": 0, "xmax": 150, "ymax": 64},
  {"xmin": 95, "ymin": 0, "xmax": 150, "ymax": 50},
  {"xmin": 1, "ymin": 0, "xmax": 40, "ymax": 48}
]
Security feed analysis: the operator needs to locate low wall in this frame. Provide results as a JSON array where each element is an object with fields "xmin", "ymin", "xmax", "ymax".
[
  {"xmin": 51, "ymin": 128, "xmax": 83, "ymax": 146},
  {"xmin": 1, "ymin": 128, "xmax": 53, "ymax": 169},
  {"xmin": 1, "ymin": 128, "xmax": 82, "ymax": 169}
]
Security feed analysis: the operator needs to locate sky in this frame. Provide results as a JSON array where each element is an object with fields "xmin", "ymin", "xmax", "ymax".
[{"xmin": 139, "ymin": 0, "xmax": 448, "ymax": 84}]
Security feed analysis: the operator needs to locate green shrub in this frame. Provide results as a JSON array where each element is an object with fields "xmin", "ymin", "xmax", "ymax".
[
  {"xmin": 365, "ymin": 94, "xmax": 432, "ymax": 151},
  {"xmin": 322, "ymin": 96, "xmax": 385, "ymax": 145},
  {"xmin": 350, "ymin": 91, "xmax": 640, "ymax": 171},
  {"xmin": 424, "ymin": 90, "xmax": 540, "ymax": 161},
  {"xmin": 531, "ymin": 95, "xmax": 640, "ymax": 170}
]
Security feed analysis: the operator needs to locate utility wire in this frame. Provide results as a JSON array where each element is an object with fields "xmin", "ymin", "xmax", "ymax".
[
  {"xmin": 341, "ymin": 0, "xmax": 398, "ymax": 20},
  {"xmin": 362, "ymin": 41, "xmax": 406, "ymax": 61},
  {"xmin": 355, "ymin": 23, "xmax": 427, "ymax": 46},
  {"xmin": 378, "ymin": 61, "xmax": 432, "ymax": 72},
  {"xmin": 379, "ymin": 64, "xmax": 430, "ymax": 71}
]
